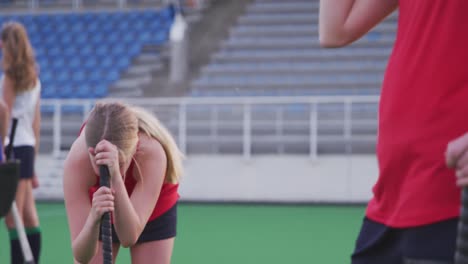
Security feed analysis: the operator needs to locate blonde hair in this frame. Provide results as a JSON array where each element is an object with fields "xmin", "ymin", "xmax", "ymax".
[
  {"xmin": 132, "ymin": 105, "xmax": 184, "ymax": 183},
  {"xmin": 85, "ymin": 101, "xmax": 183, "ymax": 183},
  {"xmin": 1, "ymin": 22, "xmax": 37, "ymax": 93}
]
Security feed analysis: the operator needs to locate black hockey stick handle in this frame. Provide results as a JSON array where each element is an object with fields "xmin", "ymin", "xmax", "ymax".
[
  {"xmin": 455, "ymin": 188, "xmax": 468, "ymax": 264},
  {"xmin": 5, "ymin": 118, "xmax": 18, "ymax": 160},
  {"xmin": 99, "ymin": 165, "xmax": 112, "ymax": 264}
]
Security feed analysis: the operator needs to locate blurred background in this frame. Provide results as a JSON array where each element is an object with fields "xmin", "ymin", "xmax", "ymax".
[{"xmin": 0, "ymin": 0, "xmax": 396, "ymax": 263}]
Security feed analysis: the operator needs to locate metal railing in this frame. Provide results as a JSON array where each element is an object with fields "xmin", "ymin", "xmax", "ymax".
[{"xmin": 41, "ymin": 95, "xmax": 380, "ymax": 159}]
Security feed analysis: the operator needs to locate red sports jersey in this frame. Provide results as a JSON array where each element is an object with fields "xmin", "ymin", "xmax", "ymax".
[
  {"xmin": 366, "ymin": 0, "xmax": 468, "ymax": 227},
  {"xmin": 88, "ymin": 161, "xmax": 179, "ymax": 222},
  {"xmin": 80, "ymin": 123, "xmax": 179, "ymax": 222}
]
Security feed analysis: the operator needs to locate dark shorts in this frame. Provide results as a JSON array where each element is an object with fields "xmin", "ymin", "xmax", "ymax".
[
  {"xmin": 351, "ymin": 217, "xmax": 458, "ymax": 264},
  {"xmin": 100, "ymin": 203, "xmax": 177, "ymax": 245},
  {"xmin": 12, "ymin": 146, "xmax": 35, "ymax": 180}
]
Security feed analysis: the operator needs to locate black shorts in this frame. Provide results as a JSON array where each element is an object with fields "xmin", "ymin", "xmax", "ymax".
[
  {"xmin": 12, "ymin": 146, "xmax": 35, "ymax": 180},
  {"xmin": 351, "ymin": 217, "xmax": 458, "ymax": 264},
  {"xmin": 100, "ymin": 203, "xmax": 177, "ymax": 245}
]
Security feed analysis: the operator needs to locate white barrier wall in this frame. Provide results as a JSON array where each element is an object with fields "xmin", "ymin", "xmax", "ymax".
[
  {"xmin": 179, "ymin": 155, "xmax": 378, "ymax": 203},
  {"xmin": 35, "ymin": 154, "xmax": 378, "ymax": 203}
]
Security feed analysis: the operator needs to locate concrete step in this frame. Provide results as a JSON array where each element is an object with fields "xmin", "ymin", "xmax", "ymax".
[
  {"xmin": 223, "ymin": 36, "xmax": 395, "ymax": 50},
  {"xmin": 237, "ymin": 10, "xmax": 398, "ymax": 26},
  {"xmin": 238, "ymin": 13, "xmax": 318, "ymax": 26},
  {"xmin": 111, "ymin": 88, "xmax": 144, "ymax": 97},
  {"xmin": 212, "ymin": 48, "xmax": 392, "ymax": 62},
  {"xmin": 230, "ymin": 23, "xmax": 396, "ymax": 38},
  {"xmin": 134, "ymin": 53, "xmax": 162, "ymax": 65},
  {"xmin": 141, "ymin": 44, "xmax": 168, "ymax": 53},
  {"xmin": 192, "ymin": 73, "xmax": 384, "ymax": 89},
  {"xmin": 112, "ymin": 76, "xmax": 152, "ymax": 90},
  {"xmin": 246, "ymin": 2, "xmax": 319, "ymax": 15},
  {"xmin": 123, "ymin": 63, "xmax": 164, "ymax": 78},
  {"xmin": 200, "ymin": 67, "xmax": 386, "ymax": 76},
  {"xmin": 201, "ymin": 61, "xmax": 387, "ymax": 75},
  {"xmin": 190, "ymin": 88, "xmax": 381, "ymax": 97}
]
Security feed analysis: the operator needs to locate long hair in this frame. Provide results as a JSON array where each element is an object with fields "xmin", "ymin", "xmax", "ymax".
[
  {"xmin": 85, "ymin": 101, "xmax": 183, "ymax": 183},
  {"xmin": 1, "ymin": 22, "xmax": 37, "ymax": 93},
  {"xmin": 132, "ymin": 106, "xmax": 184, "ymax": 183}
]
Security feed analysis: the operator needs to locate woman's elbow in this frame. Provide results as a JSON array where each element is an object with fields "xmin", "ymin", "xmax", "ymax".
[
  {"xmin": 318, "ymin": 26, "xmax": 353, "ymax": 48},
  {"xmin": 319, "ymin": 33, "xmax": 350, "ymax": 48},
  {"xmin": 120, "ymin": 236, "xmax": 138, "ymax": 248},
  {"xmin": 118, "ymin": 221, "xmax": 144, "ymax": 248},
  {"xmin": 119, "ymin": 230, "xmax": 140, "ymax": 248},
  {"xmin": 72, "ymin": 252, "xmax": 89, "ymax": 264},
  {"xmin": 72, "ymin": 243, "xmax": 96, "ymax": 264}
]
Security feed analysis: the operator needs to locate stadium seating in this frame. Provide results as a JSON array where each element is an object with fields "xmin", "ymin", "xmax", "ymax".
[
  {"xmin": 180, "ymin": 0, "xmax": 397, "ymax": 155},
  {"xmin": 0, "ymin": 6, "xmax": 174, "ymax": 101},
  {"xmin": 191, "ymin": 0, "xmax": 397, "ymax": 98}
]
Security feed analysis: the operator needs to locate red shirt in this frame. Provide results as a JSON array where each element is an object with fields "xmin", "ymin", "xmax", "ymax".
[
  {"xmin": 89, "ymin": 162, "xmax": 179, "ymax": 222},
  {"xmin": 80, "ymin": 123, "xmax": 179, "ymax": 222},
  {"xmin": 366, "ymin": 0, "xmax": 468, "ymax": 227}
]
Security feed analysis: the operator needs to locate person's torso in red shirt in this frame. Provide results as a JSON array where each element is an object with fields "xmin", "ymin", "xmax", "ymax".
[
  {"xmin": 366, "ymin": 0, "xmax": 468, "ymax": 227},
  {"xmin": 81, "ymin": 123, "xmax": 179, "ymax": 222},
  {"xmin": 88, "ymin": 160, "xmax": 179, "ymax": 222}
]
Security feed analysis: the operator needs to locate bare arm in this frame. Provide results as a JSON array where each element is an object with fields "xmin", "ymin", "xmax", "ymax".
[
  {"xmin": 32, "ymin": 96, "xmax": 41, "ymax": 156},
  {"xmin": 2, "ymin": 76, "xmax": 15, "ymax": 125},
  {"xmin": 64, "ymin": 135, "xmax": 111, "ymax": 263},
  {"xmin": 0, "ymin": 100, "xmax": 9, "ymax": 147},
  {"xmin": 319, "ymin": 0, "xmax": 398, "ymax": 47},
  {"xmin": 111, "ymin": 135, "xmax": 167, "ymax": 247}
]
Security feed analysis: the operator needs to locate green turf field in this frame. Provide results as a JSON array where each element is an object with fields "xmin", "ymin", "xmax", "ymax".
[{"xmin": 0, "ymin": 203, "xmax": 365, "ymax": 263}]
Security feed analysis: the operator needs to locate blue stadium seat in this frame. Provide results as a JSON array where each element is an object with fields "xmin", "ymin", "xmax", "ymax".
[
  {"xmin": 104, "ymin": 70, "xmax": 120, "ymax": 83},
  {"xmin": 58, "ymin": 84, "xmax": 74, "ymax": 98},
  {"xmin": 40, "ymin": 71, "xmax": 54, "ymax": 83},
  {"xmin": 110, "ymin": 44, "xmax": 126, "ymax": 56},
  {"xmin": 63, "ymin": 46, "xmax": 78, "ymax": 57},
  {"xmin": 89, "ymin": 34, "xmax": 106, "ymax": 45},
  {"xmin": 40, "ymin": 23, "xmax": 55, "ymax": 34},
  {"xmin": 93, "ymin": 84, "xmax": 108, "ymax": 98},
  {"xmin": 7, "ymin": 8, "xmax": 175, "ymax": 102},
  {"xmin": 78, "ymin": 45, "xmax": 93, "ymax": 57},
  {"xmin": 106, "ymin": 32, "xmax": 121, "ymax": 44},
  {"xmin": 100, "ymin": 57, "xmax": 114, "ymax": 68},
  {"xmin": 152, "ymin": 31, "xmax": 168, "ymax": 44},
  {"xmin": 115, "ymin": 57, "xmax": 130, "ymax": 69},
  {"xmin": 75, "ymin": 84, "xmax": 91, "ymax": 99},
  {"xmin": 50, "ymin": 57, "xmax": 66, "ymax": 70},
  {"xmin": 56, "ymin": 72, "xmax": 71, "ymax": 83},
  {"xmin": 95, "ymin": 45, "xmax": 108, "ymax": 57},
  {"xmin": 56, "ymin": 23, "xmax": 68, "ymax": 34},
  {"xmin": 116, "ymin": 21, "xmax": 131, "ymax": 31},
  {"xmin": 72, "ymin": 71, "xmax": 87, "ymax": 83},
  {"xmin": 127, "ymin": 44, "xmax": 141, "ymax": 57},
  {"xmin": 74, "ymin": 34, "xmax": 88, "ymax": 46},
  {"xmin": 70, "ymin": 23, "xmax": 86, "ymax": 34},
  {"xmin": 41, "ymin": 84, "xmax": 56, "ymax": 99},
  {"xmin": 82, "ymin": 57, "xmax": 97, "ymax": 69},
  {"xmin": 87, "ymin": 22, "xmax": 100, "ymax": 33}
]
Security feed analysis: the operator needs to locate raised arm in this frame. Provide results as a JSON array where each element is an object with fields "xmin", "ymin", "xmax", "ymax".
[
  {"xmin": 63, "ymin": 135, "xmax": 114, "ymax": 263},
  {"xmin": 319, "ymin": 0, "xmax": 398, "ymax": 47}
]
